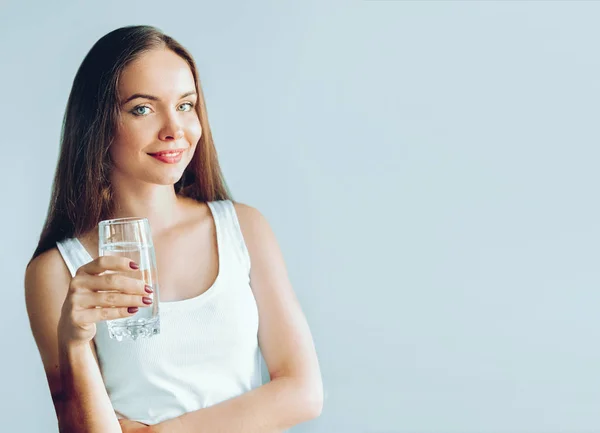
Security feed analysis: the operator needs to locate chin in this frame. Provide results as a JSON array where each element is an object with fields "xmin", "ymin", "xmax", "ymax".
[
  {"xmin": 146, "ymin": 169, "xmax": 186, "ymax": 186},
  {"xmin": 158, "ymin": 175, "xmax": 185, "ymax": 185}
]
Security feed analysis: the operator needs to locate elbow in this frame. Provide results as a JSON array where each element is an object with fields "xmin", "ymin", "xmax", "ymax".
[
  {"xmin": 300, "ymin": 380, "xmax": 323, "ymax": 420},
  {"xmin": 307, "ymin": 395, "xmax": 323, "ymax": 420},
  {"xmin": 276, "ymin": 373, "xmax": 323, "ymax": 423}
]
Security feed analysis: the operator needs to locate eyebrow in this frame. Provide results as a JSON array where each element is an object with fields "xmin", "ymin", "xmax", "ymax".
[{"xmin": 121, "ymin": 90, "xmax": 197, "ymax": 105}]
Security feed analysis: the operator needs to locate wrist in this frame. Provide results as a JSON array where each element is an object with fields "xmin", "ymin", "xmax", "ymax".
[
  {"xmin": 58, "ymin": 338, "xmax": 94, "ymax": 369},
  {"xmin": 57, "ymin": 326, "xmax": 90, "ymax": 353},
  {"xmin": 59, "ymin": 337, "xmax": 89, "ymax": 354}
]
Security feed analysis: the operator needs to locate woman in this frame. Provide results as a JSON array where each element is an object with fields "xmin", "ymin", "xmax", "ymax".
[{"xmin": 25, "ymin": 25, "xmax": 323, "ymax": 433}]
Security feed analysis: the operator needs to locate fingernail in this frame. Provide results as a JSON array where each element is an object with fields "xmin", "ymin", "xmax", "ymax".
[
  {"xmin": 142, "ymin": 297, "xmax": 153, "ymax": 305},
  {"xmin": 128, "ymin": 307, "xmax": 139, "ymax": 314},
  {"xmin": 130, "ymin": 261, "xmax": 139, "ymax": 270},
  {"xmin": 144, "ymin": 285, "xmax": 153, "ymax": 293}
]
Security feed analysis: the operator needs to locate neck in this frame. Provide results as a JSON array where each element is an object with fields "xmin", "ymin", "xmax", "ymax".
[{"xmin": 110, "ymin": 176, "xmax": 184, "ymax": 235}]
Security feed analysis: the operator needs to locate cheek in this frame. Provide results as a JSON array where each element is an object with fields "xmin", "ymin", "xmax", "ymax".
[
  {"xmin": 186, "ymin": 116, "xmax": 202, "ymax": 142},
  {"xmin": 116, "ymin": 119, "xmax": 150, "ymax": 144},
  {"xmin": 109, "ymin": 141, "xmax": 132, "ymax": 167},
  {"xmin": 110, "ymin": 121, "xmax": 148, "ymax": 162},
  {"xmin": 115, "ymin": 119, "xmax": 152, "ymax": 146}
]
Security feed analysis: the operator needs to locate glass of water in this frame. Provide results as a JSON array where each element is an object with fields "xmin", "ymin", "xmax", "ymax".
[{"xmin": 98, "ymin": 217, "xmax": 160, "ymax": 341}]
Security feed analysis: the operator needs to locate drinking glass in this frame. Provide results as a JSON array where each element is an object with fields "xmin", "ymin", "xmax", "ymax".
[{"xmin": 98, "ymin": 217, "xmax": 160, "ymax": 341}]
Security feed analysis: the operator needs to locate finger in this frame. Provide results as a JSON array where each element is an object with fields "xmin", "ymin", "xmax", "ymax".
[
  {"xmin": 77, "ymin": 306, "xmax": 141, "ymax": 323},
  {"xmin": 77, "ymin": 273, "xmax": 148, "ymax": 295},
  {"xmin": 77, "ymin": 291, "xmax": 152, "ymax": 308},
  {"xmin": 77, "ymin": 255, "xmax": 140, "ymax": 276}
]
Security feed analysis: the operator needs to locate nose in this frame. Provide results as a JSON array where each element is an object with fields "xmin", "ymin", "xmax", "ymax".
[{"xmin": 158, "ymin": 112, "xmax": 185, "ymax": 141}]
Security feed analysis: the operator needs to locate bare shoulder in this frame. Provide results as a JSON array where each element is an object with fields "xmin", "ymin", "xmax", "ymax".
[
  {"xmin": 25, "ymin": 247, "xmax": 71, "ymax": 301},
  {"xmin": 231, "ymin": 201, "xmax": 290, "ymax": 288},
  {"xmin": 232, "ymin": 201, "xmax": 261, "ymax": 219},
  {"xmin": 25, "ymin": 247, "xmax": 72, "ymax": 344},
  {"xmin": 231, "ymin": 201, "xmax": 277, "ymax": 252},
  {"xmin": 232, "ymin": 201, "xmax": 266, "ymax": 233}
]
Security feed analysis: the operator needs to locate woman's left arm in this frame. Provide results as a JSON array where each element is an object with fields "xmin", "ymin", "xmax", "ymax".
[{"xmin": 151, "ymin": 203, "xmax": 323, "ymax": 433}]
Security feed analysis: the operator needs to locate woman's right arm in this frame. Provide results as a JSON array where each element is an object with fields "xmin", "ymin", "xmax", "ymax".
[{"xmin": 24, "ymin": 248, "xmax": 148, "ymax": 433}]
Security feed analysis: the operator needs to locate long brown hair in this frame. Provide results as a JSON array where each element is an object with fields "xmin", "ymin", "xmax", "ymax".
[{"xmin": 30, "ymin": 25, "xmax": 232, "ymax": 263}]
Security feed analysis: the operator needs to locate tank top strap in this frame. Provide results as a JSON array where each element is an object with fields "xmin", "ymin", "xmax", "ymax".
[
  {"xmin": 207, "ymin": 199, "xmax": 251, "ymax": 279},
  {"xmin": 56, "ymin": 237, "xmax": 93, "ymax": 277}
]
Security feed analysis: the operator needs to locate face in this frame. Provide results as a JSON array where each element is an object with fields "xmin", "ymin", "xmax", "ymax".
[{"xmin": 110, "ymin": 48, "xmax": 202, "ymax": 186}]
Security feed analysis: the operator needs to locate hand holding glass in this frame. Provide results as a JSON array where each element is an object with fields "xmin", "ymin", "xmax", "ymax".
[{"xmin": 98, "ymin": 217, "xmax": 160, "ymax": 341}]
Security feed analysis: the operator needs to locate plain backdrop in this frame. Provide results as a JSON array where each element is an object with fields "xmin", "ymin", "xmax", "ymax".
[{"xmin": 1, "ymin": 1, "xmax": 600, "ymax": 432}]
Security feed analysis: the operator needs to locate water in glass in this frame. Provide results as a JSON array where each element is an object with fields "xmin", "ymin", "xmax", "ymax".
[{"xmin": 98, "ymin": 218, "xmax": 161, "ymax": 341}]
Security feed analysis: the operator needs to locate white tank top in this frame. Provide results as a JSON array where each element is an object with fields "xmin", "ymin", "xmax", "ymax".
[{"xmin": 55, "ymin": 200, "xmax": 263, "ymax": 425}]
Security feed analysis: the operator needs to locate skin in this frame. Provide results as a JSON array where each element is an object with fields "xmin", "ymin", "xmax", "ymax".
[{"xmin": 26, "ymin": 47, "xmax": 323, "ymax": 433}]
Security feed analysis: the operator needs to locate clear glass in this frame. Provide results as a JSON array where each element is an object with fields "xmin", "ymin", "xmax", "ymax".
[{"xmin": 98, "ymin": 217, "xmax": 160, "ymax": 341}]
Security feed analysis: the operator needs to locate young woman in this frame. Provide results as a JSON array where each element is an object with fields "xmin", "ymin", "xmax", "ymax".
[{"xmin": 25, "ymin": 25, "xmax": 323, "ymax": 433}]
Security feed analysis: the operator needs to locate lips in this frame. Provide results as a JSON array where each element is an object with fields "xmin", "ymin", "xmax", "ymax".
[
  {"xmin": 148, "ymin": 149, "xmax": 186, "ymax": 157},
  {"xmin": 148, "ymin": 149, "xmax": 185, "ymax": 164}
]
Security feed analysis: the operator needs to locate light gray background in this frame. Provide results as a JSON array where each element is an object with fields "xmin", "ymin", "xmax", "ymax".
[{"xmin": 1, "ymin": 1, "xmax": 599, "ymax": 432}]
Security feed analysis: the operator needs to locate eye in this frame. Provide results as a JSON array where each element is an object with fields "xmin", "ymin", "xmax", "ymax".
[
  {"xmin": 131, "ymin": 105, "xmax": 152, "ymax": 116},
  {"xmin": 178, "ymin": 102, "xmax": 195, "ymax": 112}
]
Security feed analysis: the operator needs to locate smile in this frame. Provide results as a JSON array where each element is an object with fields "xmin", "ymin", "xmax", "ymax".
[{"xmin": 148, "ymin": 150, "xmax": 185, "ymax": 164}]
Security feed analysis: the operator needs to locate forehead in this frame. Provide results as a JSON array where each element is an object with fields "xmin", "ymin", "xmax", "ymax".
[{"xmin": 119, "ymin": 48, "xmax": 196, "ymax": 98}]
